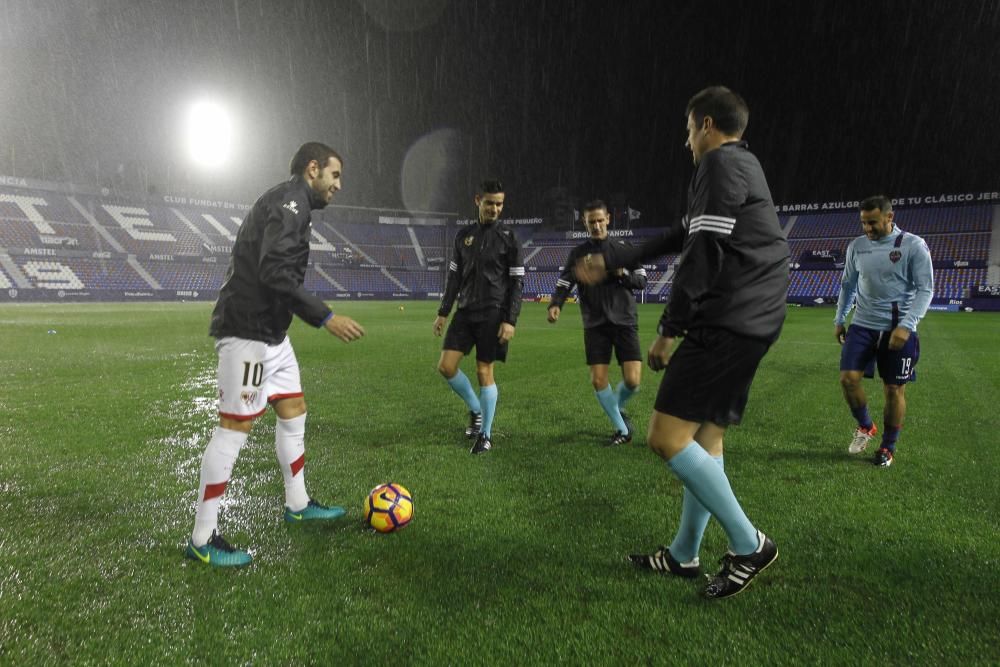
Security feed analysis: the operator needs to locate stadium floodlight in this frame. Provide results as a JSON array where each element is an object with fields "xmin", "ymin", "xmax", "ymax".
[{"xmin": 183, "ymin": 99, "xmax": 234, "ymax": 169}]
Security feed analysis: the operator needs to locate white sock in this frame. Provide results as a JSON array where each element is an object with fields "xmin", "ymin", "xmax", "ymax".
[
  {"xmin": 276, "ymin": 414, "xmax": 309, "ymax": 512},
  {"xmin": 191, "ymin": 427, "xmax": 247, "ymax": 546}
]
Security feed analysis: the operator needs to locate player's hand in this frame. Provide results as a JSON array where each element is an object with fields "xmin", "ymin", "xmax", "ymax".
[
  {"xmin": 835, "ymin": 324, "xmax": 846, "ymax": 345},
  {"xmin": 647, "ymin": 335, "xmax": 675, "ymax": 372},
  {"xmin": 888, "ymin": 326, "xmax": 910, "ymax": 351},
  {"xmin": 574, "ymin": 253, "xmax": 607, "ymax": 285},
  {"xmin": 433, "ymin": 315, "xmax": 447, "ymax": 337},
  {"xmin": 325, "ymin": 314, "xmax": 365, "ymax": 342},
  {"xmin": 498, "ymin": 322, "xmax": 515, "ymax": 344},
  {"xmin": 547, "ymin": 306, "xmax": 560, "ymax": 323}
]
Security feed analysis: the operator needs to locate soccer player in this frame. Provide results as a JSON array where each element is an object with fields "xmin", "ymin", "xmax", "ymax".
[
  {"xmin": 574, "ymin": 87, "xmax": 788, "ymax": 599},
  {"xmin": 433, "ymin": 179, "xmax": 525, "ymax": 455},
  {"xmin": 547, "ymin": 200, "xmax": 647, "ymax": 445},
  {"xmin": 185, "ymin": 142, "xmax": 366, "ymax": 567},
  {"xmin": 835, "ymin": 195, "xmax": 934, "ymax": 467}
]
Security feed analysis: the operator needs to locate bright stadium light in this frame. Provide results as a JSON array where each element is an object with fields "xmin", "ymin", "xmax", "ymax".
[{"xmin": 183, "ymin": 99, "xmax": 234, "ymax": 169}]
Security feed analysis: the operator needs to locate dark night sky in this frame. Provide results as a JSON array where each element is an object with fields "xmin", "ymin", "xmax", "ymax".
[{"xmin": 1, "ymin": 0, "xmax": 999, "ymax": 223}]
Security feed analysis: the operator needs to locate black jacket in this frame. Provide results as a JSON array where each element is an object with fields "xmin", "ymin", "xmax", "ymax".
[
  {"xmin": 550, "ymin": 237, "xmax": 647, "ymax": 328},
  {"xmin": 210, "ymin": 175, "xmax": 332, "ymax": 343},
  {"xmin": 603, "ymin": 141, "xmax": 789, "ymax": 342},
  {"xmin": 438, "ymin": 220, "xmax": 525, "ymax": 324}
]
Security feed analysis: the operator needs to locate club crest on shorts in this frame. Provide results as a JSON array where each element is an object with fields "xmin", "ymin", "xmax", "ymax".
[
  {"xmin": 464, "ymin": 236, "xmax": 474, "ymax": 246},
  {"xmin": 889, "ymin": 250, "xmax": 902, "ymax": 263},
  {"xmin": 240, "ymin": 390, "xmax": 258, "ymax": 406}
]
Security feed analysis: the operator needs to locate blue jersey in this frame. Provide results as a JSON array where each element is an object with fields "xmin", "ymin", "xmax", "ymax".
[{"xmin": 834, "ymin": 226, "xmax": 934, "ymax": 332}]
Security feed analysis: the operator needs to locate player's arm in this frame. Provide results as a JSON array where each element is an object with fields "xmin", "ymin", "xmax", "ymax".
[
  {"xmin": 834, "ymin": 241, "xmax": 860, "ymax": 342},
  {"xmin": 434, "ymin": 233, "xmax": 464, "ymax": 335},
  {"xmin": 258, "ymin": 197, "xmax": 333, "ymax": 328},
  {"xmin": 605, "ymin": 220, "xmax": 686, "ymax": 270},
  {"xmin": 575, "ymin": 222, "xmax": 685, "ymax": 285},
  {"xmin": 548, "ymin": 247, "xmax": 578, "ymax": 323},
  {"xmin": 500, "ymin": 235, "xmax": 525, "ymax": 342},
  {"xmin": 899, "ymin": 238, "xmax": 935, "ymax": 332},
  {"xmin": 661, "ymin": 152, "xmax": 742, "ymax": 335},
  {"xmin": 619, "ymin": 250, "xmax": 648, "ymax": 291}
]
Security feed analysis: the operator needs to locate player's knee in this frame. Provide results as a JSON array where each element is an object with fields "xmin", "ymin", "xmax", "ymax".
[
  {"xmin": 219, "ymin": 416, "xmax": 254, "ymax": 434},
  {"xmin": 840, "ymin": 373, "xmax": 861, "ymax": 391},
  {"xmin": 645, "ymin": 428, "xmax": 672, "ymax": 460},
  {"xmin": 437, "ymin": 361, "xmax": 456, "ymax": 379},
  {"xmin": 884, "ymin": 383, "xmax": 905, "ymax": 398},
  {"xmin": 590, "ymin": 377, "xmax": 606, "ymax": 391},
  {"xmin": 274, "ymin": 396, "xmax": 306, "ymax": 419},
  {"xmin": 646, "ymin": 437, "xmax": 672, "ymax": 461}
]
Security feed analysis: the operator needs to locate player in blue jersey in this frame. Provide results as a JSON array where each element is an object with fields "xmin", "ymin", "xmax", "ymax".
[{"xmin": 834, "ymin": 195, "xmax": 934, "ymax": 467}]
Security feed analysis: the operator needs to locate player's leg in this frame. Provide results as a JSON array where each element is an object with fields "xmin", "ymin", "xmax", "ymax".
[
  {"xmin": 617, "ymin": 361, "xmax": 642, "ymax": 408},
  {"xmin": 873, "ymin": 332, "xmax": 917, "ymax": 466},
  {"xmin": 439, "ymin": 349, "xmax": 483, "ymax": 437},
  {"xmin": 872, "ymin": 384, "xmax": 906, "ymax": 467},
  {"xmin": 187, "ymin": 337, "xmax": 263, "ymax": 566},
  {"xmin": 641, "ymin": 328, "xmax": 777, "ymax": 598},
  {"xmin": 840, "ymin": 326, "xmax": 879, "ymax": 453},
  {"xmin": 439, "ymin": 313, "xmax": 482, "ymax": 437},
  {"xmin": 269, "ymin": 338, "xmax": 345, "ymax": 521},
  {"xmin": 614, "ymin": 325, "xmax": 642, "ymax": 420},
  {"xmin": 438, "ymin": 311, "xmax": 483, "ymax": 438},
  {"xmin": 470, "ymin": 314, "xmax": 506, "ymax": 454},
  {"xmin": 585, "ymin": 326, "xmax": 629, "ymax": 443},
  {"xmin": 666, "ymin": 422, "xmax": 726, "ymax": 569},
  {"xmin": 591, "ymin": 364, "xmax": 630, "ymax": 442},
  {"xmin": 475, "ymin": 360, "xmax": 497, "ymax": 444}
]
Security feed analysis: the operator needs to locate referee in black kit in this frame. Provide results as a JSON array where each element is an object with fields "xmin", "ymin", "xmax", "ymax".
[
  {"xmin": 548, "ymin": 199, "xmax": 646, "ymax": 446},
  {"xmin": 575, "ymin": 86, "xmax": 788, "ymax": 599},
  {"xmin": 433, "ymin": 179, "xmax": 525, "ymax": 455}
]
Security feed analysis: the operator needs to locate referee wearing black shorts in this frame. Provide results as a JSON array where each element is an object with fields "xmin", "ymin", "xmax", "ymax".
[
  {"xmin": 433, "ymin": 179, "xmax": 525, "ymax": 454},
  {"xmin": 575, "ymin": 87, "xmax": 789, "ymax": 599},
  {"xmin": 548, "ymin": 200, "xmax": 646, "ymax": 446}
]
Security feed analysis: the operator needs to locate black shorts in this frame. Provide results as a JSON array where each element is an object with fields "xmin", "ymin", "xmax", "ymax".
[
  {"xmin": 443, "ymin": 308, "xmax": 509, "ymax": 363},
  {"xmin": 654, "ymin": 327, "xmax": 772, "ymax": 426},
  {"xmin": 583, "ymin": 323, "xmax": 642, "ymax": 366}
]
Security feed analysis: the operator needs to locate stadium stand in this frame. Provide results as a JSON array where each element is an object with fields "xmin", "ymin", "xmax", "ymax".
[{"xmin": 1, "ymin": 179, "xmax": 997, "ymax": 310}]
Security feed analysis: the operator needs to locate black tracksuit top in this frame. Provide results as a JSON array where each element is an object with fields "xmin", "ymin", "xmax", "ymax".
[
  {"xmin": 604, "ymin": 141, "xmax": 789, "ymax": 343},
  {"xmin": 550, "ymin": 237, "xmax": 647, "ymax": 328},
  {"xmin": 210, "ymin": 175, "xmax": 332, "ymax": 344},
  {"xmin": 438, "ymin": 219, "xmax": 525, "ymax": 325}
]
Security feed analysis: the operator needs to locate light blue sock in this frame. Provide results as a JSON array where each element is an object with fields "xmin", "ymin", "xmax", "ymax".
[
  {"xmin": 446, "ymin": 370, "xmax": 481, "ymax": 413},
  {"xmin": 596, "ymin": 385, "xmax": 628, "ymax": 433},
  {"xmin": 480, "ymin": 384, "xmax": 498, "ymax": 437},
  {"xmin": 667, "ymin": 443, "xmax": 758, "ymax": 555},
  {"xmin": 615, "ymin": 381, "xmax": 638, "ymax": 410},
  {"xmin": 669, "ymin": 455, "xmax": 724, "ymax": 563}
]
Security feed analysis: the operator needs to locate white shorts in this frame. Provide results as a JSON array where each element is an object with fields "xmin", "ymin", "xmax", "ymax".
[{"xmin": 215, "ymin": 336, "xmax": 303, "ymax": 421}]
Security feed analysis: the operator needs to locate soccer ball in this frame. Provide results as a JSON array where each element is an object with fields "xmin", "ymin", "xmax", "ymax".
[{"xmin": 365, "ymin": 483, "xmax": 413, "ymax": 533}]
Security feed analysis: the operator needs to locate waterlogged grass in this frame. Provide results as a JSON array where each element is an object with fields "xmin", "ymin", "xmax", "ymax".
[{"xmin": 0, "ymin": 302, "xmax": 997, "ymax": 665}]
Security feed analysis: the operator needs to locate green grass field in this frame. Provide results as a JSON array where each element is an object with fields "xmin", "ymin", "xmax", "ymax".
[{"xmin": 1, "ymin": 301, "xmax": 998, "ymax": 665}]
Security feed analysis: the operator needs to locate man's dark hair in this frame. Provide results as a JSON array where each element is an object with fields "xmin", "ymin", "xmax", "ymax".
[
  {"xmin": 860, "ymin": 195, "xmax": 893, "ymax": 214},
  {"xmin": 582, "ymin": 199, "xmax": 608, "ymax": 214},
  {"xmin": 686, "ymin": 86, "xmax": 749, "ymax": 137},
  {"xmin": 289, "ymin": 142, "xmax": 343, "ymax": 176},
  {"xmin": 478, "ymin": 179, "xmax": 504, "ymax": 195}
]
